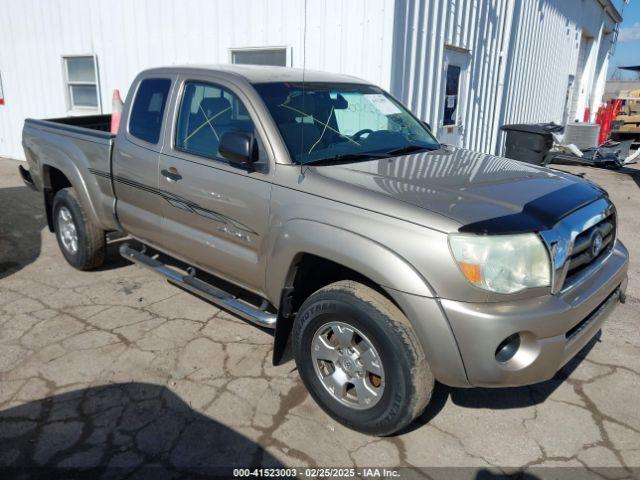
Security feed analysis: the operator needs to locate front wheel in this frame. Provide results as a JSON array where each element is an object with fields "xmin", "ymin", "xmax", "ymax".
[{"xmin": 293, "ymin": 280, "xmax": 434, "ymax": 436}]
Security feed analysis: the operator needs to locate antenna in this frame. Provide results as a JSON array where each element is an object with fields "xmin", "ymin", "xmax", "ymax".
[{"xmin": 301, "ymin": 0, "xmax": 308, "ymax": 176}]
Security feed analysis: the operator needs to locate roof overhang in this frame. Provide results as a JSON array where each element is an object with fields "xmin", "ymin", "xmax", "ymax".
[{"xmin": 598, "ymin": 0, "xmax": 623, "ymax": 23}]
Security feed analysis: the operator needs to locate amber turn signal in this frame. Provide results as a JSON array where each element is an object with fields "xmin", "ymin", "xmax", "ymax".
[{"xmin": 458, "ymin": 261, "xmax": 482, "ymax": 284}]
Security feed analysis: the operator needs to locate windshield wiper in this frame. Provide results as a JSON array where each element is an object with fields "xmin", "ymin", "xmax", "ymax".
[
  {"xmin": 303, "ymin": 152, "xmax": 390, "ymax": 165},
  {"xmin": 385, "ymin": 144, "xmax": 438, "ymax": 156}
]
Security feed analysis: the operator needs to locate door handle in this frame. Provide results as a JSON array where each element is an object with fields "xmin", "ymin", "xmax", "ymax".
[{"xmin": 161, "ymin": 167, "xmax": 182, "ymax": 182}]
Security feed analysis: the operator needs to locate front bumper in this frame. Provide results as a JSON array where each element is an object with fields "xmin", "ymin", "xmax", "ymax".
[{"xmin": 440, "ymin": 240, "xmax": 629, "ymax": 387}]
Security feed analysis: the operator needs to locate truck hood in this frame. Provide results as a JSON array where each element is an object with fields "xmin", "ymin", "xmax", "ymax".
[{"xmin": 309, "ymin": 146, "xmax": 606, "ymax": 234}]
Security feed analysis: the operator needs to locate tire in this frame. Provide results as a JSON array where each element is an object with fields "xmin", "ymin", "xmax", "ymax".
[
  {"xmin": 52, "ymin": 187, "xmax": 105, "ymax": 270},
  {"xmin": 293, "ymin": 280, "xmax": 434, "ymax": 436}
]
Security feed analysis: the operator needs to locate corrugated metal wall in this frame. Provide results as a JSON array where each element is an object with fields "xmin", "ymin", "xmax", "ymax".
[
  {"xmin": 390, "ymin": 0, "xmax": 511, "ymax": 154},
  {"xmin": 391, "ymin": 0, "xmax": 617, "ymax": 155},
  {"xmin": 0, "ymin": 0, "xmax": 619, "ymax": 160},
  {"xmin": 498, "ymin": 0, "xmax": 616, "ymax": 149},
  {"xmin": 500, "ymin": 1, "xmax": 584, "ymax": 129}
]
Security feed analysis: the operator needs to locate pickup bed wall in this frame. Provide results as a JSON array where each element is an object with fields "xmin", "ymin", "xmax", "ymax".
[{"xmin": 22, "ymin": 116, "xmax": 118, "ymax": 232}]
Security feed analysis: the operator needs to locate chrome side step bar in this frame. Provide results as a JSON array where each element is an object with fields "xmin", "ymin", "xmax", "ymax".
[{"xmin": 120, "ymin": 243, "xmax": 277, "ymax": 329}]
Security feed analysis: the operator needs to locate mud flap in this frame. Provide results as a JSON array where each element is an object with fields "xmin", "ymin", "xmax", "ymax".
[{"xmin": 272, "ymin": 286, "xmax": 295, "ymax": 365}]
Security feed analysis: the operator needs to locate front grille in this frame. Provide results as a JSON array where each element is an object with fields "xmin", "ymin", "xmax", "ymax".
[{"xmin": 565, "ymin": 214, "xmax": 616, "ymax": 283}]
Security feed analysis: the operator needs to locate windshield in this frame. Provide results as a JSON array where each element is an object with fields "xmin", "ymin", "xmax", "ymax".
[{"xmin": 254, "ymin": 82, "xmax": 440, "ymax": 164}]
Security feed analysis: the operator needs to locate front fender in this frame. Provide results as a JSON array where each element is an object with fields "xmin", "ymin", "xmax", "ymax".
[
  {"xmin": 266, "ymin": 220, "xmax": 470, "ymax": 386},
  {"xmin": 266, "ymin": 219, "xmax": 435, "ymax": 302}
]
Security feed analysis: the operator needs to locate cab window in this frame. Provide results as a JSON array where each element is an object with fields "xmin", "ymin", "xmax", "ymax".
[
  {"xmin": 129, "ymin": 78, "xmax": 171, "ymax": 144},
  {"xmin": 175, "ymin": 81, "xmax": 254, "ymax": 160}
]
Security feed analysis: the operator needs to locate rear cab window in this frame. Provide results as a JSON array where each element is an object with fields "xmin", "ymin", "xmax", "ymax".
[{"xmin": 129, "ymin": 78, "xmax": 172, "ymax": 144}]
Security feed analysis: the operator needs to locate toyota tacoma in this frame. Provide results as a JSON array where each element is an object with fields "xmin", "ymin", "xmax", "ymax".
[{"xmin": 20, "ymin": 65, "xmax": 629, "ymax": 435}]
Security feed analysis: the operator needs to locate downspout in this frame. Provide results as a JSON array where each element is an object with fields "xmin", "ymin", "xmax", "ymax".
[{"xmin": 490, "ymin": 0, "xmax": 515, "ymax": 155}]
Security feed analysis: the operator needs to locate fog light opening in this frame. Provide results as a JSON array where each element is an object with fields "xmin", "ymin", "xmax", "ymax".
[{"xmin": 495, "ymin": 333, "xmax": 521, "ymax": 363}]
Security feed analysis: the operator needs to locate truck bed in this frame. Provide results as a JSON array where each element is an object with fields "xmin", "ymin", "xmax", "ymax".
[
  {"xmin": 22, "ymin": 113, "xmax": 119, "ymax": 232},
  {"xmin": 24, "ymin": 114, "xmax": 115, "ymax": 144}
]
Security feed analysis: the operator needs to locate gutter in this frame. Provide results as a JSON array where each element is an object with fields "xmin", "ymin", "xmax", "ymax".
[{"xmin": 598, "ymin": 0, "xmax": 623, "ymax": 24}]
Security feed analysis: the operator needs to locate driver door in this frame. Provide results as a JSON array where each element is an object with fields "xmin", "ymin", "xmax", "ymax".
[{"xmin": 158, "ymin": 74, "xmax": 274, "ymax": 294}]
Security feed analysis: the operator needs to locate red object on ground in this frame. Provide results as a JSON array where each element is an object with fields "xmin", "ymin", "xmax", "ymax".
[
  {"xmin": 599, "ymin": 105, "xmax": 612, "ymax": 144},
  {"xmin": 595, "ymin": 105, "xmax": 605, "ymax": 125},
  {"xmin": 613, "ymin": 98, "xmax": 623, "ymax": 118},
  {"xmin": 583, "ymin": 107, "xmax": 590, "ymax": 122},
  {"xmin": 110, "ymin": 89, "xmax": 124, "ymax": 134},
  {"xmin": 596, "ymin": 99, "xmax": 623, "ymax": 145},
  {"xmin": 0, "ymin": 99, "xmax": 4, "ymax": 105}
]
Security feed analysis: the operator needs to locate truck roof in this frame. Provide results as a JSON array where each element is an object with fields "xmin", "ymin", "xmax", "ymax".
[{"xmin": 140, "ymin": 64, "xmax": 369, "ymax": 85}]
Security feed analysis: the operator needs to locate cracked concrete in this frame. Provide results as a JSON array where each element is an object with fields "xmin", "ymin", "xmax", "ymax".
[{"xmin": 1, "ymin": 157, "xmax": 639, "ymax": 478}]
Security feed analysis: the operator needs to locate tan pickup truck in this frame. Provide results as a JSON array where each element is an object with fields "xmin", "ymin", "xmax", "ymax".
[{"xmin": 20, "ymin": 65, "xmax": 628, "ymax": 435}]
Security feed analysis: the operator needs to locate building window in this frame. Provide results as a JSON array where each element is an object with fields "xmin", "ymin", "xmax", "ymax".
[
  {"xmin": 230, "ymin": 47, "xmax": 289, "ymax": 67},
  {"xmin": 64, "ymin": 56, "xmax": 99, "ymax": 111}
]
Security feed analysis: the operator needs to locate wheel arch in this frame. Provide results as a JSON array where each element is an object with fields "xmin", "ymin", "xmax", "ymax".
[
  {"xmin": 266, "ymin": 220, "xmax": 435, "ymax": 303},
  {"xmin": 295, "ymin": 254, "xmax": 400, "ymax": 309},
  {"xmin": 35, "ymin": 138, "xmax": 106, "ymax": 233},
  {"xmin": 42, "ymin": 164, "xmax": 73, "ymax": 231},
  {"xmin": 269, "ymin": 220, "xmax": 436, "ymax": 365}
]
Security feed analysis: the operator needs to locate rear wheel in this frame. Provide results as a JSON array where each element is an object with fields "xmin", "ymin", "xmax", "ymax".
[
  {"xmin": 53, "ymin": 188, "xmax": 105, "ymax": 270},
  {"xmin": 293, "ymin": 280, "xmax": 434, "ymax": 436}
]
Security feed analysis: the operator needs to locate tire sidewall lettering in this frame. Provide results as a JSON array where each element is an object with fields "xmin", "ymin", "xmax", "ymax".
[{"xmin": 303, "ymin": 301, "xmax": 339, "ymax": 322}]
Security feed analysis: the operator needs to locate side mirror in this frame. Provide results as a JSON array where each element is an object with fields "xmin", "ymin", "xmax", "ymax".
[{"xmin": 219, "ymin": 131, "xmax": 258, "ymax": 169}]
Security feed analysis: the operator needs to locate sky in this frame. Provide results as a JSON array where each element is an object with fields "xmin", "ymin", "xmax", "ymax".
[{"xmin": 610, "ymin": 0, "xmax": 640, "ymax": 80}]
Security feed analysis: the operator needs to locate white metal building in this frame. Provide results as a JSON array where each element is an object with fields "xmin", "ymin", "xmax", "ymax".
[{"xmin": 0, "ymin": 0, "xmax": 622, "ymax": 160}]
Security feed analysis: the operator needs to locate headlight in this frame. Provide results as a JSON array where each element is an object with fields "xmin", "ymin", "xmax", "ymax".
[{"xmin": 448, "ymin": 233, "xmax": 551, "ymax": 294}]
